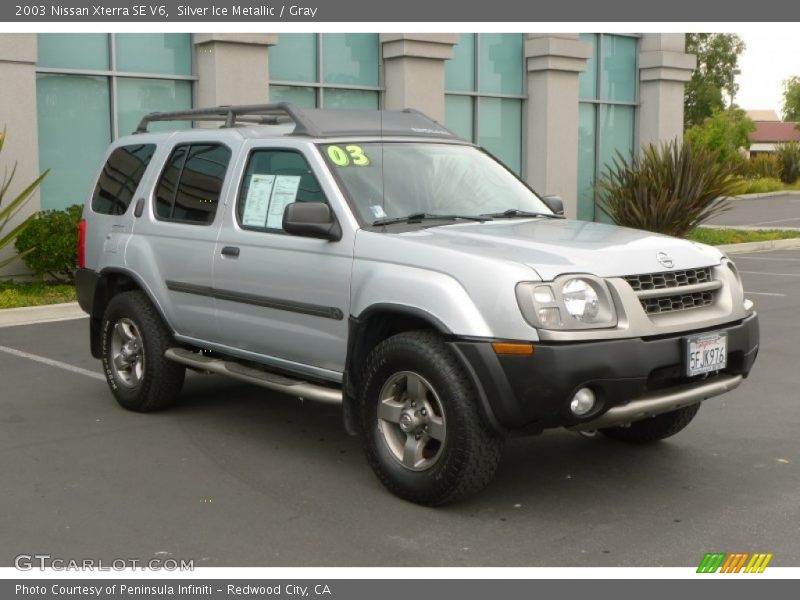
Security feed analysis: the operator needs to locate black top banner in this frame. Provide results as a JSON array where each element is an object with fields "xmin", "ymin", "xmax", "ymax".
[{"xmin": 3, "ymin": 0, "xmax": 798, "ymax": 22}]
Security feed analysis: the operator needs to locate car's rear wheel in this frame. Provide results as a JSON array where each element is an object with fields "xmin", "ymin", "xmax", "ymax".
[
  {"xmin": 101, "ymin": 290, "xmax": 185, "ymax": 412},
  {"xmin": 360, "ymin": 331, "xmax": 503, "ymax": 505},
  {"xmin": 600, "ymin": 403, "xmax": 701, "ymax": 444}
]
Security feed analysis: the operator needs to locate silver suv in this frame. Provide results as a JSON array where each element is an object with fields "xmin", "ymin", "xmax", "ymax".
[{"xmin": 76, "ymin": 104, "xmax": 759, "ymax": 505}]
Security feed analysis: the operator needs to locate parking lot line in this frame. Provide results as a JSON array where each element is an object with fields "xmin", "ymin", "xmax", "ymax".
[
  {"xmin": 739, "ymin": 271, "xmax": 800, "ymax": 277},
  {"xmin": 745, "ymin": 292, "xmax": 787, "ymax": 297},
  {"xmin": 735, "ymin": 256, "xmax": 800, "ymax": 262},
  {"xmin": 0, "ymin": 344, "xmax": 104, "ymax": 381}
]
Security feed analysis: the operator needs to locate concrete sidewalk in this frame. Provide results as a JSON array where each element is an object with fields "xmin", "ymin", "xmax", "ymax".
[{"xmin": 0, "ymin": 302, "xmax": 85, "ymax": 328}]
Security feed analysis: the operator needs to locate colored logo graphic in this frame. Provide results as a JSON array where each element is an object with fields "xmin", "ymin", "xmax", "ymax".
[{"xmin": 697, "ymin": 552, "xmax": 773, "ymax": 573}]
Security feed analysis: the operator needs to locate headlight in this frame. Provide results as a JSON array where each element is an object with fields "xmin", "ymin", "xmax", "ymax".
[
  {"xmin": 516, "ymin": 275, "xmax": 617, "ymax": 330},
  {"xmin": 562, "ymin": 278, "xmax": 600, "ymax": 322}
]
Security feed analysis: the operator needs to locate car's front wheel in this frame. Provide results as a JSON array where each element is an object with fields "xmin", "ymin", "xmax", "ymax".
[
  {"xmin": 360, "ymin": 331, "xmax": 503, "ymax": 505},
  {"xmin": 101, "ymin": 290, "xmax": 185, "ymax": 412}
]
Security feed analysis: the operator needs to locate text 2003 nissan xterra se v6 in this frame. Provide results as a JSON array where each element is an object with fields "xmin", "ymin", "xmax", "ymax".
[{"xmin": 76, "ymin": 105, "xmax": 759, "ymax": 505}]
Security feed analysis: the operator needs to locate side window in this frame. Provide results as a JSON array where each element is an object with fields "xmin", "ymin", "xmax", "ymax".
[
  {"xmin": 91, "ymin": 144, "xmax": 156, "ymax": 215},
  {"xmin": 236, "ymin": 149, "xmax": 326, "ymax": 232},
  {"xmin": 155, "ymin": 143, "xmax": 231, "ymax": 225}
]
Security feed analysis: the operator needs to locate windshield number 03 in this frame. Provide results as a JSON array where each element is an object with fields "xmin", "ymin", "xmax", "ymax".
[{"xmin": 327, "ymin": 145, "xmax": 370, "ymax": 167}]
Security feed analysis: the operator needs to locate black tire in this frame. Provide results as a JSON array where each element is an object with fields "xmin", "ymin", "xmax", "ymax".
[
  {"xmin": 101, "ymin": 290, "xmax": 185, "ymax": 412},
  {"xmin": 600, "ymin": 403, "xmax": 701, "ymax": 444},
  {"xmin": 359, "ymin": 330, "xmax": 503, "ymax": 506}
]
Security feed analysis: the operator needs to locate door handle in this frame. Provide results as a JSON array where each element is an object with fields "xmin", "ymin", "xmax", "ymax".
[
  {"xmin": 221, "ymin": 246, "xmax": 240, "ymax": 257},
  {"xmin": 133, "ymin": 198, "xmax": 145, "ymax": 217}
]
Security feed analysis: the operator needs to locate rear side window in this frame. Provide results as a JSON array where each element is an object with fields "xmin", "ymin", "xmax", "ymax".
[
  {"xmin": 91, "ymin": 144, "xmax": 156, "ymax": 215},
  {"xmin": 236, "ymin": 149, "xmax": 326, "ymax": 232},
  {"xmin": 155, "ymin": 143, "xmax": 231, "ymax": 225}
]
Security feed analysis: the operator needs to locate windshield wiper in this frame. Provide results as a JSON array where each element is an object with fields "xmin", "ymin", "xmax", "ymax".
[
  {"xmin": 373, "ymin": 212, "xmax": 492, "ymax": 226},
  {"xmin": 482, "ymin": 209, "xmax": 564, "ymax": 219}
]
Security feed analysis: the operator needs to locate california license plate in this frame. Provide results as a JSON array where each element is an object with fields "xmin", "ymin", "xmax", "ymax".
[{"xmin": 685, "ymin": 332, "xmax": 728, "ymax": 377}]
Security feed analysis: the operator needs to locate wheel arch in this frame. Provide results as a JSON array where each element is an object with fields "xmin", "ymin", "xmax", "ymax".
[
  {"xmin": 342, "ymin": 303, "xmax": 505, "ymax": 437},
  {"xmin": 89, "ymin": 268, "xmax": 172, "ymax": 359}
]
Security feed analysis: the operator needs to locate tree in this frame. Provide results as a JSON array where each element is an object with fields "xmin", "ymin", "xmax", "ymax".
[
  {"xmin": 684, "ymin": 34, "xmax": 746, "ymax": 130},
  {"xmin": 684, "ymin": 108, "xmax": 755, "ymax": 168},
  {"xmin": 781, "ymin": 76, "xmax": 800, "ymax": 122}
]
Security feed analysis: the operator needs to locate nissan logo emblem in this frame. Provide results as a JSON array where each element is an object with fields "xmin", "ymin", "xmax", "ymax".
[{"xmin": 657, "ymin": 251, "xmax": 674, "ymax": 269}]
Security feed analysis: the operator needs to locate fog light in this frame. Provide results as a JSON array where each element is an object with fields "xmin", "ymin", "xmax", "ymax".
[{"xmin": 570, "ymin": 387, "xmax": 596, "ymax": 416}]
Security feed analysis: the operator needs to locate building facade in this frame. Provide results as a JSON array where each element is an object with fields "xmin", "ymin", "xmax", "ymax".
[{"xmin": 0, "ymin": 32, "xmax": 695, "ymax": 274}]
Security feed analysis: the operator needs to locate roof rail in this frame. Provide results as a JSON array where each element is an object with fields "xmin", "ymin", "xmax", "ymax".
[{"xmin": 134, "ymin": 103, "xmax": 319, "ymax": 135}]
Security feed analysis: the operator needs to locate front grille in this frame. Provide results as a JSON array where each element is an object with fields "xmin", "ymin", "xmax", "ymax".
[
  {"xmin": 640, "ymin": 291, "xmax": 714, "ymax": 315},
  {"xmin": 623, "ymin": 267, "xmax": 712, "ymax": 292}
]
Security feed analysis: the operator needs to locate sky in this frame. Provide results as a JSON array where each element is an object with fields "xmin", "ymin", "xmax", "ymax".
[{"xmin": 735, "ymin": 32, "xmax": 800, "ymax": 118}]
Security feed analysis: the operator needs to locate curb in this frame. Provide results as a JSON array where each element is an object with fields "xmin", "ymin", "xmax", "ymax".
[
  {"xmin": 733, "ymin": 191, "xmax": 800, "ymax": 200},
  {"xmin": 0, "ymin": 302, "xmax": 86, "ymax": 328},
  {"xmin": 718, "ymin": 238, "xmax": 800, "ymax": 255}
]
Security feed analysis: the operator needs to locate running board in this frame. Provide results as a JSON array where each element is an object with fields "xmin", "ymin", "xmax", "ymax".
[
  {"xmin": 164, "ymin": 347, "xmax": 342, "ymax": 404},
  {"xmin": 569, "ymin": 373, "xmax": 743, "ymax": 431}
]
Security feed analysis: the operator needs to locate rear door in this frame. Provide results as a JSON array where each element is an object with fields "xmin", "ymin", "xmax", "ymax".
[
  {"xmin": 125, "ymin": 141, "xmax": 234, "ymax": 342},
  {"xmin": 212, "ymin": 141, "xmax": 355, "ymax": 380}
]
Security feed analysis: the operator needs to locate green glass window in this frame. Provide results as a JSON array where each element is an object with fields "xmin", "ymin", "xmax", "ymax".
[
  {"xmin": 601, "ymin": 35, "xmax": 637, "ymax": 102},
  {"xmin": 479, "ymin": 98, "xmax": 522, "ymax": 174},
  {"xmin": 269, "ymin": 85, "xmax": 316, "ymax": 108},
  {"xmin": 599, "ymin": 105, "xmax": 634, "ymax": 170},
  {"xmin": 115, "ymin": 33, "xmax": 192, "ymax": 76},
  {"xmin": 37, "ymin": 33, "xmax": 109, "ymax": 71},
  {"xmin": 269, "ymin": 33, "xmax": 317, "ymax": 82},
  {"xmin": 444, "ymin": 95, "xmax": 473, "ymax": 142},
  {"xmin": 445, "ymin": 33, "xmax": 475, "ymax": 92},
  {"xmin": 36, "ymin": 74, "xmax": 111, "ymax": 211},
  {"xmin": 322, "ymin": 89, "xmax": 379, "ymax": 110},
  {"xmin": 116, "ymin": 78, "xmax": 192, "ymax": 136},
  {"xmin": 444, "ymin": 34, "xmax": 524, "ymax": 175},
  {"xmin": 479, "ymin": 33, "xmax": 523, "ymax": 95},
  {"xmin": 578, "ymin": 34, "xmax": 598, "ymax": 100},
  {"xmin": 322, "ymin": 34, "xmax": 380, "ymax": 87},
  {"xmin": 576, "ymin": 34, "xmax": 638, "ymax": 222},
  {"xmin": 577, "ymin": 104, "xmax": 596, "ymax": 222}
]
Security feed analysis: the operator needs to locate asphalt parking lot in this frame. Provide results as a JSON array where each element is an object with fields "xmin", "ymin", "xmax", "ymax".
[
  {"xmin": 708, "ymin": 193, "xmax": 800, "ymax": 229},
  {"xmin": 1, "ymin": 249, "xmax": 799, "ymax": 568}
]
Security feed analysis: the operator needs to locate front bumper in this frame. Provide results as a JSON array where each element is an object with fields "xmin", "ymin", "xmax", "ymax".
[{"xmin": 451, "ymin": 312, "xmax": 759, "ymax": 434}]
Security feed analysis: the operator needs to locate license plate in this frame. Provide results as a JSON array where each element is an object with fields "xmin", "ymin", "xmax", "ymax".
[{"xmin": 685, "ymin": 332, "xmax": 728, "ymax": 377}]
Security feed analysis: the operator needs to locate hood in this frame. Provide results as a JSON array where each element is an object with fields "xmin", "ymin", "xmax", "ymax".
[{"xmin": 389, "ymin": 218, "xmax": 723, "ymax": 281}]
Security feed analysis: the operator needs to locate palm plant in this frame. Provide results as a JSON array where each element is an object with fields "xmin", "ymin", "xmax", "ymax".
[
  {"xmin": 773, "ymin": 141, "xmax": 800, "ymax": 183},
  {"xmin": 596, "ymin": 139, "xmax": 743, "ymax": 238},
  {"xmin": 0, "ymin": 127, "xmax": 50, "ymax": 269}
]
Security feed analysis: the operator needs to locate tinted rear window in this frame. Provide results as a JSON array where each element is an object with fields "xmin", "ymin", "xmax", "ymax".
[
  {"xmin": 155, "ymin": 144, "xmax": 231, "ymax": 225},
  {"xmin": 91, "ymin": 144, "xmax": 156, "ymax": 215}
]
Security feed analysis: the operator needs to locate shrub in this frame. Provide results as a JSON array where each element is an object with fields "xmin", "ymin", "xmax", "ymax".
[
  {"xmin": 0, "ymin": 126, "xmax": 49, "ymax": 269},
  {"xmin": 737, "ymin": 177, "xmax": 783, "ymax": 195},
  {"xmin": 684, "ymin": 108, "xmax": 755, "ymax": 168},
  {"xmin": 596, "ymin": 139, "xmax": 743, "ymax": 238},
  {"xmin": 743, "ymin": 153, "xmax": 782, "ymax": 180},
  {"xmin": 774, "ymin": 141, "xmax": 800, "ymax": 183},
  {"xmin": 15, "ymin": 204, "xmax": 82, "ymax": 282}
]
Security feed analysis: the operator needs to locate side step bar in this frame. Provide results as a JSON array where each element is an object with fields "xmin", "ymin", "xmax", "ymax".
[
  {"xmin": 569, "ymin": 374, "xmax": 743, "ymax": 431},
  {"xmin": 164, "ymin": 348, "xmax": 342, "ymax": 405}
]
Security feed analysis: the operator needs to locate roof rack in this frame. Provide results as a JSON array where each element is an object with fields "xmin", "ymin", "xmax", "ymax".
[
  {"xmin": 134, "ymin": 103, "xmax": 461, "ymax": 141},
  {"xmin": 135, "ymin": 103, "xmax": 317, "ymax": 135}
]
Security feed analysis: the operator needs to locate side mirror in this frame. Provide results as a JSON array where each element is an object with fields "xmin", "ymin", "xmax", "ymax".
[
  {"xmin": 542, "ymin": 195, "xmax": 564, "ymax": 216},
  {"xmin": 282, "ymin": 202, "xmax": 342, "ymax": 241}
]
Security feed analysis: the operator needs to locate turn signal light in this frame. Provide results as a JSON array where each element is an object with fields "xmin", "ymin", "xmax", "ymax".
[{"xmin": 491, "ymin": 342, "xmax": 534, "ymax": 356}]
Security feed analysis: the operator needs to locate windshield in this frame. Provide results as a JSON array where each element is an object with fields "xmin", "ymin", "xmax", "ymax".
[{"xmin": 321, "ymin": 142, "xmax": 551, "ymax": 224}]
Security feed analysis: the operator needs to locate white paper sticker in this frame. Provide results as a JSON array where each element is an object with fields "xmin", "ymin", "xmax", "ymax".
[
  {"xmin": 242, "ymin": 174, "xmax": 275, "ymax": 228},
  {"xmin": 370, "ymin": 204, "xmax": 387, "ymax": 219},
  {"xmin": 266, "ymin": 175, "xmax": 302, "ymax": 230}
]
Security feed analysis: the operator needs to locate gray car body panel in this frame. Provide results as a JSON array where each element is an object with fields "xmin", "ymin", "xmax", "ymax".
[{"xmin": 82, "ymin": 125, "xmax": 752, "ymax": 382}]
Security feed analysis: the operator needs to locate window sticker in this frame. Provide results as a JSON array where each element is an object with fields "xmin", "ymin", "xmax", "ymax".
[
  {"xmin": 370, "ymin": 204, "xmax": 387, "ymax": 219},
  {"xmin": 242, "ymin": 174, "xmax": 275, "ymax": 227},
  {"xmin": 327, "ymin": 144, "xmax": 370, "ymax": 167},
  {"xmin": 266, "ymin": 175, "xmax": 302, "ymax": 230}
]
